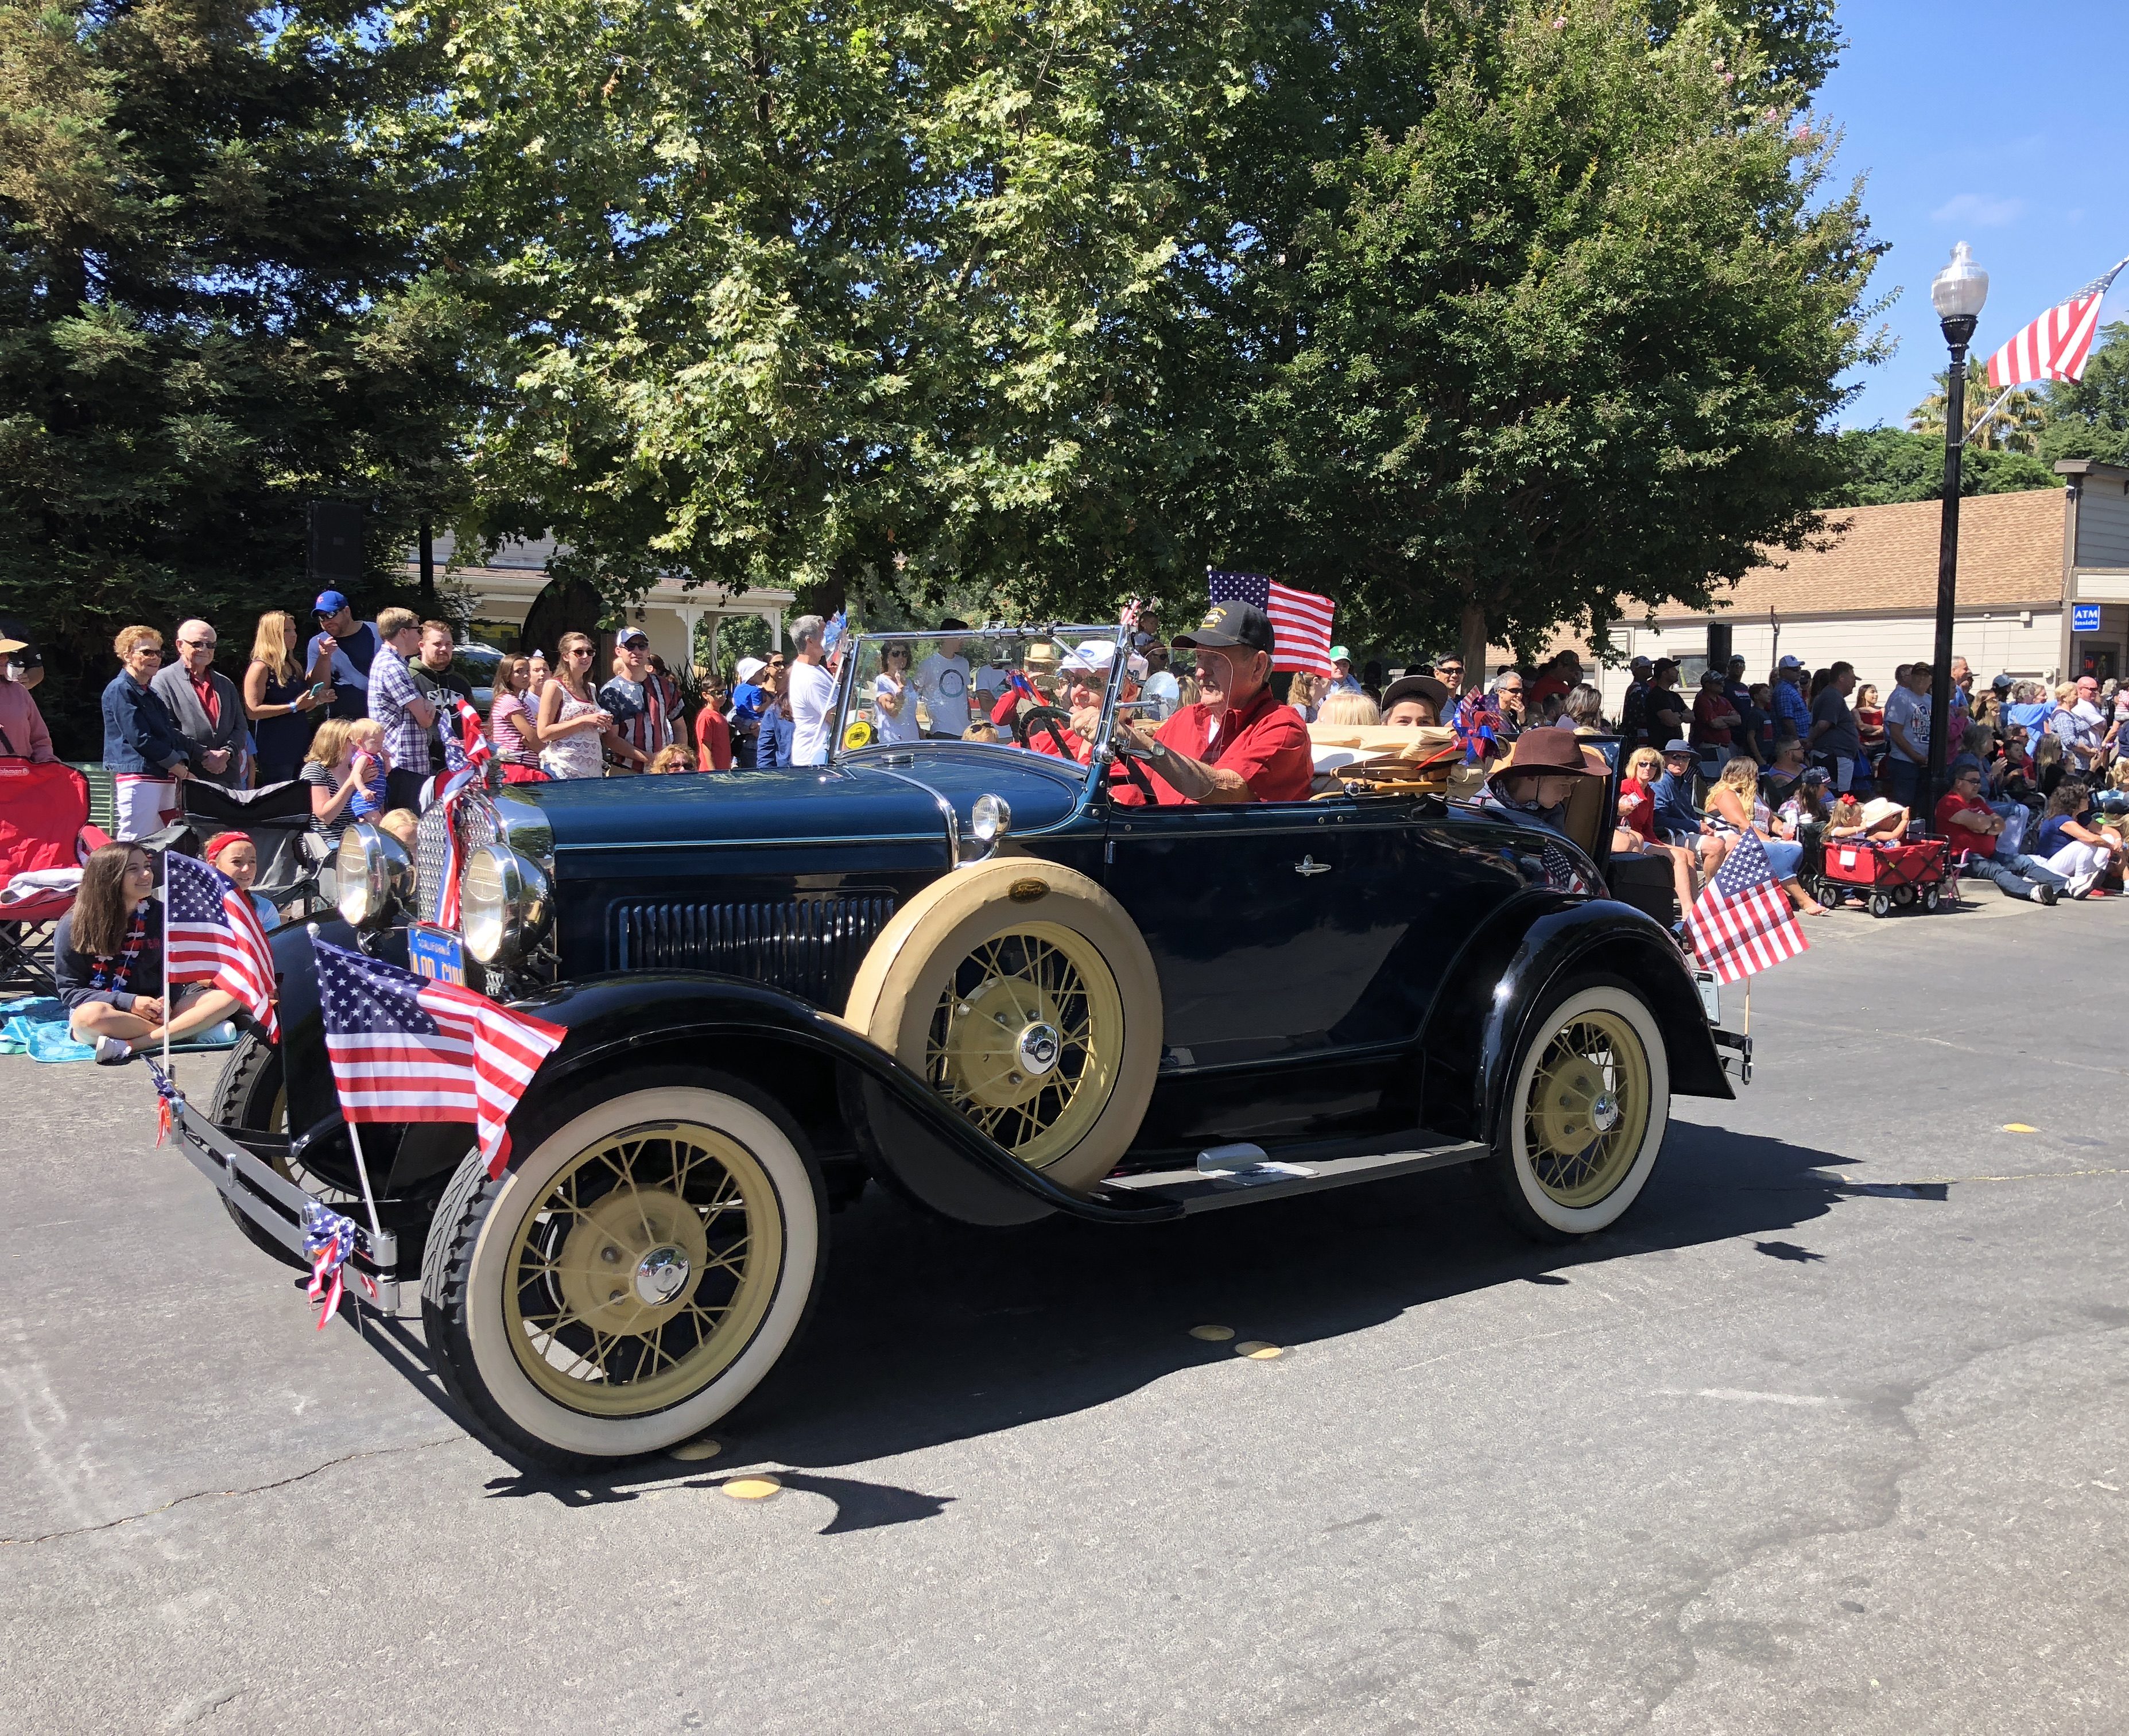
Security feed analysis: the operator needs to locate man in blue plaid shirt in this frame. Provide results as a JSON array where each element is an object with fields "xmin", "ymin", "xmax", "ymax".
[{"xmin": 366, "ymin": 607, "xmax": 439, "ymax": 814}]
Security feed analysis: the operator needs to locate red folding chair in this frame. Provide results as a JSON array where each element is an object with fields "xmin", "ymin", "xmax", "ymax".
[{"xmin": 0, "ymin": 761, "xmax": 112, "ymax": 994}]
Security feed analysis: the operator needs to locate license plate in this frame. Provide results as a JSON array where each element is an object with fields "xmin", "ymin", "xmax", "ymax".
[
  {"xmin": 1693, "ymin": 967, "xmax": 1720, "ymax": 1025},
  {"xmin": 408, "ymin": 924, "xmax": 465, "ymax": 986}
]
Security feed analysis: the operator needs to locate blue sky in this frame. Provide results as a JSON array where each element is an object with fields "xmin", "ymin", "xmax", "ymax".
[{"xmin": 1817, "ymin": 0, "xmax": 2129, "ymax": 431}]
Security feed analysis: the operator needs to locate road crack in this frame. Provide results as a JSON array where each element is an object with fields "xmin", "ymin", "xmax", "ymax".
[{"xmin": 1, "ymin": 1432, "xmax": 464, "ymax": 1545}]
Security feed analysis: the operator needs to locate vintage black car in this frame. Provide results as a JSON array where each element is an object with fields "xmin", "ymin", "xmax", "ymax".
[{"xmin": 168, "ymin": 626, "xmax": 1749, "ymax": 1467}]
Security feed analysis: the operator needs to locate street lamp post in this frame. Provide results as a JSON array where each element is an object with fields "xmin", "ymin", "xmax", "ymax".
[{"xmin": 1925, "ymin": 242, "xmax": 1988, "ymax": 831}]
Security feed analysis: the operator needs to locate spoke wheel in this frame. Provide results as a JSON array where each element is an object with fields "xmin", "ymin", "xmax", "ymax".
[
  {"xmin": 1522, "ymin": 1012, "xmax": 1651, "ymax": 1210},
  {"xmin": 1493, "ymin": 979, "xmax": 1670, "ymax": 1242},
  {"xmin": 423, "ymin": 1074, "xmax": 825, "ymax": 1467},
  {"xmin": 503, "ymin": 1121, "xmax": 782, "ymax": 1417},
  {"xmin": 211, "ymin": 1034, "xmax": 359, "ymax": 1270},
  {"xmin": 922, "ymin": 923, "xmax": 1124, "ymax": 1171}
]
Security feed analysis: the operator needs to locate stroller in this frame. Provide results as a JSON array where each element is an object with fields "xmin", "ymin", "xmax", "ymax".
[
  {"xmin": 0, "ymin": 760, "xmax": 111, "ymax": 993},
  {"xmin": 166, "ymin": 778, "xmax": 331, "ymax": 924}
]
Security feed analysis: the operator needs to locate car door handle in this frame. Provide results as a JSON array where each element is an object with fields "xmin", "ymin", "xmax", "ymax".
[{"xmin": 1293, "ymin": 855, "xmax": 1332, "ymax": 877}]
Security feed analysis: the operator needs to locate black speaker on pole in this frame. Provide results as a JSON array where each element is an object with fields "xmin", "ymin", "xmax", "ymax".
[
  {"xmin": 1705, "ymin": 621, "xmax": 1734, "ymax": 674},
  {"xmin": 307, "ymin": 502, "xmax": 364, "ymax": 589}
]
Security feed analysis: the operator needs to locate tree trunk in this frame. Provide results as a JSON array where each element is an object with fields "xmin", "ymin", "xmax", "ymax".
[{"xmin": 1458, "ymin": 595, "xmax": 1488, "ymax": 696}]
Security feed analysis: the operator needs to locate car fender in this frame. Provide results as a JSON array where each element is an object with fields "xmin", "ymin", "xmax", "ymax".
[
  {"xmin": 390, "ymin": 972, "xmax": 1181, "ymax": 1227},
  {"xmin": 1417, "ymin": 894, "xmax": 1732, "ymax": 1146}
]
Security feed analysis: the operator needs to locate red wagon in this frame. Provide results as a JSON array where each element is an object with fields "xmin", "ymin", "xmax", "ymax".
[{"xmin": 1810, "ymin": 834, "xmax": 1955, "ymax": 917}]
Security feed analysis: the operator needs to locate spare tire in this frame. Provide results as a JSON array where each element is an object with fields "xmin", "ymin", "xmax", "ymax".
[{"xmin": 844, "ymin": 858, "xmax": 1161, "ymax": 1194}]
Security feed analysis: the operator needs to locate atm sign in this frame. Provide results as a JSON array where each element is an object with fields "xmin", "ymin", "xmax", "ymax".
[{"xmin": 2073, "ymin": 603, "xmax": 2101, "ymax": 633}]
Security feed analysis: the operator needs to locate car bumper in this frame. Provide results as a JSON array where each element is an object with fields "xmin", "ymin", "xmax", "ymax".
[
  {"xmin": 169, "ymin": 1098, "xmax": 401, "ymax": 1310},
  {"xmin": 1711, "ymin": 1027, "xmax": 1752, "ymax": 1085}
]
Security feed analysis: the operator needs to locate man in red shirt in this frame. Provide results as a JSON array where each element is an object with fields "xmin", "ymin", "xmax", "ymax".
[
  {"xmin": 1115, "ymin": 601, "xmax": 1311, "ymax": 804},
  {"xmin": 1934, "ymin": 764, "xmax": 2062, "ymax": 904}
]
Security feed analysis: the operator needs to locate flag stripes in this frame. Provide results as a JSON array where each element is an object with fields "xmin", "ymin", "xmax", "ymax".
[
  {"xmin": 163, "ymin": 851, "xmax": 280, "ymax": 1039},
  {"xmin": 1686, "ymin": 831, "xmax": 1809, "ymax": 985},
  {"xmin": 1207, "ymin": 570, "xmax": 1337, "ymax": 675},
  {"xmin": 1985, "ymin": 255, "xmax": 2129, "ymax": 390}
]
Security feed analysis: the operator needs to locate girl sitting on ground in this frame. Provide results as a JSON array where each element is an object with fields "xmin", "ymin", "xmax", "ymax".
[
  {"xmin": 1706, "ymin": 755, "xmax": 1828, "ymax": 915},
  {"xmin": 201, "ymin": 831, "xmax": 280, "ymax": 931},
  {"xmin": 56, "ymin": 843, "xmax": 241, "ymax": 1065}
]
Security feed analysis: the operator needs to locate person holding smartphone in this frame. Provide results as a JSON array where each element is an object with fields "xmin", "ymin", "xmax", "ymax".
[{"xmin": 243, "ymin": 610, "xmax": 331, "ymax": 784}]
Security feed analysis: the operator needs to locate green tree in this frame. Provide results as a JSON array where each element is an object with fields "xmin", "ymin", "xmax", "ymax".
[
  {"xmin": 0, "ymin": 0, "xmax": 469, "ymax": 753},
  {"xmin": 1816, "ymin": 427, "xmax": 2058, "ymax": 507},
  {"xmin": 1200, "ymin": 2, "xmax": 1880, "ymax": 672},
  {"xmin": 2039, "ymin": 320, "xmax": 2129, "ymax": 468},
  {"xmin": 1908, "ymin": 365, "xmax": 2048, "ymax": 453}
]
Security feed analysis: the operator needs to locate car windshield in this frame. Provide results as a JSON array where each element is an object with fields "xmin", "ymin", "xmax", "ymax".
[{"xmin": 832, "ymin": 626, "xmax": 1157, "ymax": 765}]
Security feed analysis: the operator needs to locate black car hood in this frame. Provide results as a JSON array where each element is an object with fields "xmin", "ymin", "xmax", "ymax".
[{"xmin": 513, "ymin": 751, "xmax": 1088, "ymax": 854}]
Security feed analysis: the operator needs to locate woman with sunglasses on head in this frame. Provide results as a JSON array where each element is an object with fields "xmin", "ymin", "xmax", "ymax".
[
  {"xmin": 57, "ymin": 843, "xmax": 241, "ymax": 1064},
  {"xmin": 101, "ymin": 625, "xmax": 193, "ymax": 838},
  {"xmin": 536, "ymin": 631, "xmax": 630, "ymax": 778},
  {"xmin": 242, "ymin": 610, "xmax": 330, "ymax": 785},
  {"xmin": 486, "ymin": 654, "xmax": 540, "ymax": 766}
]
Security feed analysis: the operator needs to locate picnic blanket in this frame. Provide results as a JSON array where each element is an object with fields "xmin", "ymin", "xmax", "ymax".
[{"xmin": 0, "ymin": 995, "xmax": 242, "ymax": 1063}]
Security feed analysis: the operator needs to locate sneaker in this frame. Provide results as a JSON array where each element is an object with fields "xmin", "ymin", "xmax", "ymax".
[
  {"xmin": 2066, "ymin": 872, "xmax": 2099, "ymax": 900},
  {"xmin": 2034, "ymin": 884, "xmax": 2058, "ymax": 906},
  {"xmin": 93, "ymin": 1034, "xmax": 135, "ymax": 1066}
]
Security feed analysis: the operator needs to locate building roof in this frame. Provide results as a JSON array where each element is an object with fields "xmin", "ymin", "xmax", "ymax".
[{"xmin": 1651, "ymin": 486, "xmax": 2066, "ymax": 623}]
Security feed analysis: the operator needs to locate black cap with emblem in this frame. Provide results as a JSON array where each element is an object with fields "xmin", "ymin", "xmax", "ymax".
[{"xmin": 1174, "ymin": 600, "xmax": 1274, "ymax": 656}]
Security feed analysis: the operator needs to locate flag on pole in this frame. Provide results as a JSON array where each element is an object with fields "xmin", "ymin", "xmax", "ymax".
[
  {"xmin": 163, "ymin": 850, "xmax": 280, "ymax": 1040},
  {"xmin": 1686, "ymin": 830, "xmax": 1809, "ymax": 985},
  {"xmin": 312, "ymin": 935, "xmax": 566, "ymax": 1177},
  {"xmin": 1985, "ymin": 254, "xmax": 2129, "ymax": 390},
  {"xmin": 1207, "ymin": 571, "xmax": 1336, "ymax": 675}
]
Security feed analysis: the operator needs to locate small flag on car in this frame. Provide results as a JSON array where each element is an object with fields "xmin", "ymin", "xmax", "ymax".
[
  {"xmin": 1686, "ymin": 830, "xmax": 1808, "ymax": 984},
  {"xmin": 163, "ymin": 850, "xmax": 280, "ymax": 1040},
  {"xmin": 1207, "ymin": 570, "xmax": 1336, "ymax": 676},
  {"xmin": 312, "ymin": 934, "xmax": 566, "ymax": 1177}
]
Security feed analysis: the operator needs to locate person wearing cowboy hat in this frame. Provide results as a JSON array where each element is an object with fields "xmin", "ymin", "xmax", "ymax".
[
  {"xmin": 1478, "ymin": 726, "xmax": 1607, "ymax": 832},
  {"xmin": 1116, "ymin": 602, "xmax": 1312, "ymax": 804},
  {"xmin": 1380, "ymin": 673, "xmax": 1451, "ymax": 728}
]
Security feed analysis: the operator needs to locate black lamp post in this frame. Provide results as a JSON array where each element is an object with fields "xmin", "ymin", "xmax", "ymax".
[{"xmin": 1925, "ymin": 241, "xmax": 1988, "ymax": 828}]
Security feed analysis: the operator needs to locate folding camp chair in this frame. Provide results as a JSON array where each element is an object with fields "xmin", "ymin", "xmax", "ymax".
[
  {"xmin": 0, "ymin": 760, "xmax": 111, "ymax": 994},
  {"xmin": 174, "ymin": 777, "xmax": 330, "ymax": 924}
]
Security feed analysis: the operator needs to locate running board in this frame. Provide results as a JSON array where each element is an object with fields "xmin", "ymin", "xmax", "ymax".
[{"xmin": 1097, "ymin": 1138, "xmax": 1486, "ymax": 1215}]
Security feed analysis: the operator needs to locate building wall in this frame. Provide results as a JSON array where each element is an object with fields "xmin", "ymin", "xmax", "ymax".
[
  {"xmin": 1599, "ymin": 610, "xmax": 2063, "ymax": 718},
  {"xmin": 2076, "ymin": 474, "xmax": 2129, "ymax": 568}
]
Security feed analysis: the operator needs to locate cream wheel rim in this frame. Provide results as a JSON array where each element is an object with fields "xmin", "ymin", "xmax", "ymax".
[
  {"xmin": 1523, "ymin": 1010, "xmax": 1651, "ymax": 1208},
  {"xmin": 925, "ymin": 923, "xmax": 1124, "ymax": 1169},
  {"xmin": 503, "ymin": 1121, "xmax": 784, "ymax": 1416}
]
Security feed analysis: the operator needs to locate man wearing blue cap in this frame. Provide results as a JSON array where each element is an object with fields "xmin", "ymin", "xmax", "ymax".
[{"xmin": 307, "ymin": 590, "xmax": 382, "ymax": 721}]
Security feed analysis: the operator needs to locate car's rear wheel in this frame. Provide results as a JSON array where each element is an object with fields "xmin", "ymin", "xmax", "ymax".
[
  {"xmin": 421, "ymin": 1071, "xmax": 825, "ymax": 1468},
  {"xmin": 1491, "ymin": 979, "xmax": 1670, "ymax": 1243},
  {"xmin": 844, "ymin": 858, "xmax": 1161, "ymax": 1194}
]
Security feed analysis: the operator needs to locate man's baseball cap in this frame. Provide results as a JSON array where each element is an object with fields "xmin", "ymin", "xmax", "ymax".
[
  {"xmin": 1775, "ymin": 654, "xmax": 1805, "ymax": 670},
  {"xmin": 1177, "ymin": 601, "xmax": 1275, "ymax": 656},
  {"xmin": 1328, "ymin": 645, "xmax": 1351, "ymax": 663},
  {"xmin": 1630, "ymin": 655, "xmax": 1651, "ymax": 670},
  {"xmin": 937, "ymin": 618, "xmax": 970, "ymax": 633},
  {"xmin": 313, "ymin": 590, "xmax": 350, "ymax": 615},
  {"xmin": 1992, "ymin": 672, "xmax": 2014, "ymax": 689},
  {"xmin": 616, "ymin": 626, "xmax": 650, "ymax": 648},
  {"xmin": 1662, "ymin": 739, "xmax": 1695, "ymax": 756},
  {"xmin": 735, "ymin": 656, "xmax": 766, "ymax": 683}
]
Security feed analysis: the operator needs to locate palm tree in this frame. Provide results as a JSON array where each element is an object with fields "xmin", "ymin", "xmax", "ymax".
[{"xmin": 1907, "ymin": 363, "xmax": 2049, "ymax": 453}]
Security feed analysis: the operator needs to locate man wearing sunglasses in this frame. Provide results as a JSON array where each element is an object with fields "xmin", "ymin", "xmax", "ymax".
[
  {"xmin": 1114, "ymin": 601, "xmax": 1310, "ymax": 805},
  {"xmin": 149, "ymin": 618, "xmax": 246, "ymax": 788}
]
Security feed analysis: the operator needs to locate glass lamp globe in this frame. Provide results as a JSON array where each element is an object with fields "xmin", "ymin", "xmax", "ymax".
[{"xmin": 1930, "ymin": 241, "xmax": 1989, "ymax": 322}]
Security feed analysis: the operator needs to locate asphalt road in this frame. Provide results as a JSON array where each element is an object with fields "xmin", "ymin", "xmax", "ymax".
[{"xmin": 3, "ymin": 889, "xmax": 2125, "ymax": 1733}]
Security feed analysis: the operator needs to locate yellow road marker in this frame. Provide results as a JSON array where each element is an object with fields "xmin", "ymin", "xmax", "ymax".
[
  {"xmin": 2002, "ymin": 1123, "xmax": 2037, "ymax": 1134},
  {"xmin": 669, "ymin": 1436, "xmax": 722, "ymax": 1462},
  {"xmin": 723, "ymin": 1475, "xmax": 782, "ymax": 1501},
  {"xmin": 1234, "ymin": 1340, "xmax": 1283, "ymax": 1360},
  {"xmin": 1189, "ymin": 1324, "xmax": 1235, "ymax": 1342}
]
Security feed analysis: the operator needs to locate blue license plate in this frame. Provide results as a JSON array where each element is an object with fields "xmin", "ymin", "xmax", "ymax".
[{"xmin": 408, "ymin": 924, "xmax": 465, "ymax": 986}]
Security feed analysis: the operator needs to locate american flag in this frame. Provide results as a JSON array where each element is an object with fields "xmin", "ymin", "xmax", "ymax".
[
  {"xmin": 1686, "ymin": 830, "xmax": 1808, "ymax": 985},
  {"xmin": 1207, "ymin": 570, "xmax": 1336, "ymax": 676},
  {"xmin": 312, "ymin": 934, "xmax": 566, "ymax": 1177},
  {"xmin": 164, "ymin": 851, "xmax": 279, "ymax": 1040},
  {"xmin": 1985, "ymin": 254, "xmax": 2129, "ymax": 390},
  {"xmin": 1541, "ymin": 841, "xmax": 1590, "ymax": 894}
]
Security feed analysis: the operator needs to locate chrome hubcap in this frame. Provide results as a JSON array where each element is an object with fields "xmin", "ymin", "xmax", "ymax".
[
  {"xmin": 634, "ymin": 1245, "xmax": 692, "ymax": 1307},
  {"xmin": 1015, "ymin": 1021, "xmax": 1061, "ymax": 1077}
]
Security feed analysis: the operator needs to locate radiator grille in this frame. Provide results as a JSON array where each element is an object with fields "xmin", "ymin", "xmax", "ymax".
[
  {"xmin": 413, "ymin": 782, "xmax": 499, "ymax": 925},
  {"xmin": 607, "ymin": 894, "xmax": 899, "ymax": 1008}
]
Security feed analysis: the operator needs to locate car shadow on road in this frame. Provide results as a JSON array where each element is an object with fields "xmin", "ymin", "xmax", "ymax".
[
  {"xmin": 472, "ymin": 1121, "xmax": 1906, "ymax": 1521},
  {"xmin": 743, "ymin": 1121, "xmax": 1886, "ymax": 1463}
]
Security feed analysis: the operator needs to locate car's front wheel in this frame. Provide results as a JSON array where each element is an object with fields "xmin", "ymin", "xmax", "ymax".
[
  {"xmin": 421, "ymin": 1070, "xmax": 825, "ymax": 1468},
  {"xmin": 1491, "ymin": 978, "xmax": 1670, "ymax": 1243}
]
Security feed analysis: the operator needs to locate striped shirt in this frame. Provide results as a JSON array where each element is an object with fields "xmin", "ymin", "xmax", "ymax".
[{"xmin": 366, "ymin": 645, "xmax": 432, "ymax": 774}]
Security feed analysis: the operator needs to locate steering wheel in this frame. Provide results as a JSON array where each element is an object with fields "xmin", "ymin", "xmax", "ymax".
[{"xmin": 1012, "ymin": 704, "xmax": 1077, "ymax": 759}]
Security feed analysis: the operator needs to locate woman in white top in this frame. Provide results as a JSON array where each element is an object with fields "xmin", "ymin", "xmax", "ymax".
[
  {"xmin": 537, "ymin": 631, "xmax": 633, "ymax": 778},
  {"xmin": 873, "ymin": 640, "xmax": 921, "ymax": 743}
]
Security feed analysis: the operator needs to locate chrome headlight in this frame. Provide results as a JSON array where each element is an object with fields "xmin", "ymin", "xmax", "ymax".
[
  {"xmin": 462, "ymin": 845, "xmax": 551, "ymax": 965},
  {"xmin": 971, "ymin": 793, "xmax": 1012, "ymax": 845},
  {"xmin": 336, "ymin": 824, "xmax": 412, "ymax": 931}
]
